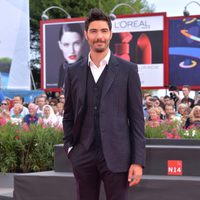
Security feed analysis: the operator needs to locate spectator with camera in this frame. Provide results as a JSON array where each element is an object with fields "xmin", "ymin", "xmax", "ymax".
[
  {"xmin": 10, "ymin": 95, "xmax": 29, "ymax": 117},
  {"xmin": 168, "ymin": 85, "xmax": 181, "ymax": 110}
]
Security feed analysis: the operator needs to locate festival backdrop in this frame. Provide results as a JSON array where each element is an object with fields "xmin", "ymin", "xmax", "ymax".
[
  {"xmin": 169, "ymin": 16, "xmax": 200, "ymax": 88},
  {"xmin": 41, "ymin": 13, "xmax": 166, "ymax": 91}
]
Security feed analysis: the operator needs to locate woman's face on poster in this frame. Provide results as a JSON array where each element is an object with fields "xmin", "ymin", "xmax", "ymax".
[{"xmin": 58, "ymin": 32, "xmax": 82, "ymax": 64}]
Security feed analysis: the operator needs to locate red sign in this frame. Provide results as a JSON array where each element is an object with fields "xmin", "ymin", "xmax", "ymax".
[{"xmin": 168, "ymin": 160, "xmax": 183, "ymax": 176}]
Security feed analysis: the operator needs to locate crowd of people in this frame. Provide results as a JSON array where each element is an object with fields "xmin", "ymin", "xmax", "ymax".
[
  {"xmin": 1, "ymin": 85, "xmax": 200, "ymax": 132},
  {"xmin": 0, "ymin": 93, "xmax": 65, "ymax": 129},
  {"xmin": 143, "ymin": 85, "xmax": 200, "ymax": 129}
]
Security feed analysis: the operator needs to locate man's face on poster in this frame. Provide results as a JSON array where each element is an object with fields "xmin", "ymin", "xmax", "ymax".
[{"xmin": 58, "ymin": 32, "xmax": 82, "ymax": 64}]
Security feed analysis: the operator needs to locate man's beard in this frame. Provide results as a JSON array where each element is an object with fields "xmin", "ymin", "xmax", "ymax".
[
  {"xmin": 94, "ymin": 46, "xmax": 106, "ymax": 53},
  {"xmin": 93, "ymin": 40, "xmax": 108, "ymax": 53}
]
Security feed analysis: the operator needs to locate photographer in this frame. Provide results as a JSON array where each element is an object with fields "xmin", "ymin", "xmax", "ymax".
[{"xmin": 169, "ymin": 85, "xmax": 181, "ymax": 110}]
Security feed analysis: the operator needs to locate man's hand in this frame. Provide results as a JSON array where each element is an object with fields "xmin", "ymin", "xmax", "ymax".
[{"xmin": 128, "ymin": 164, "xmax": 143, "ymax": 187}]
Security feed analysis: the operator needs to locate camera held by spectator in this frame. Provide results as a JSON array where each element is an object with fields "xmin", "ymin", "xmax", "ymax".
[{"xmin": 169, "ymin": 85, "xmax": 179, "ymax": 101}]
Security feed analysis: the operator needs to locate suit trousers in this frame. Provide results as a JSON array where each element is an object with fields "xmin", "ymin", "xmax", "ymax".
[{"xmin": 72, "ymin": 146, "xmax": 128, "ymax": 200}]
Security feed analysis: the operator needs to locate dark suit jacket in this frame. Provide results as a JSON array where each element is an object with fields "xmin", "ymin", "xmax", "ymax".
[{"xmin": 63, "ymin": 54, "xmax": 146, "ymax": 172}]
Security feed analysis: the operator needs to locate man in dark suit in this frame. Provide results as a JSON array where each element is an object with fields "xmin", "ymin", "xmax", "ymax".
[{"xmin": 63, "ymin": 8, "xmax": 146, "ymax": 200}]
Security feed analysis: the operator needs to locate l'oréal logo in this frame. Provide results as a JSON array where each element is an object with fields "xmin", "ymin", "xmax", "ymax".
[{"xmin": 113, "ymin": 20, "xmax": 150, "ymax": 30}]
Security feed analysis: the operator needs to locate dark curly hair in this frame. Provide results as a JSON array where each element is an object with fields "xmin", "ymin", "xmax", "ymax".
[{"xmin": 85, "ymin": 8, "xmax": 112, "ymax": 31}]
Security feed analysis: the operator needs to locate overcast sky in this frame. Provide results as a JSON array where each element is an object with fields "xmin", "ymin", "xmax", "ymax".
[{"xmin": 147, "ymin": 0, "xmax": 200, "ymax": 17}]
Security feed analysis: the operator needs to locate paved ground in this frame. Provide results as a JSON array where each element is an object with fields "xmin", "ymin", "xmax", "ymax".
[{"xmin": 0, "ymin": 188, "xmax": 13, "ymax": 195}]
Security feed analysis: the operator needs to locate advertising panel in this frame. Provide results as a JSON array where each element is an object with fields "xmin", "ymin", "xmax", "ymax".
[
  {"xmin": 169, "ymin": 16, "xmax": 200, "ymax": 88},
  {"xmin": 41, "ymin": 13, "xmax": 166, "ymax": 90}
]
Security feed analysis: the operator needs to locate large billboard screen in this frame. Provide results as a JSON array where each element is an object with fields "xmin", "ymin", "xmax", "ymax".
[{"xmin": 169, "ymin": 16, "xmax": 200, "ymax": 89}]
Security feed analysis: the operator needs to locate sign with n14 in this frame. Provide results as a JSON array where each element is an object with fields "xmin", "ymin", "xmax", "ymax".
[{"xmin": 168, "ymin": 160, "xmax": 183, "ymax": 176}]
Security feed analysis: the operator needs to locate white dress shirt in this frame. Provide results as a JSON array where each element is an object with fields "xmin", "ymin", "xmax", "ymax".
[{"xmin": 88, "ymin": 50, "xmax": 111, "ymax": 83}]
